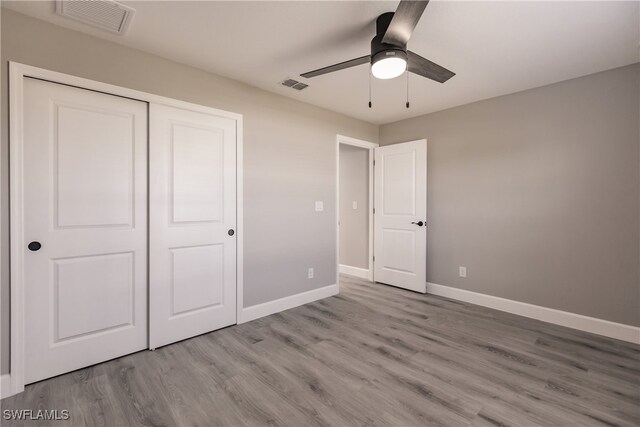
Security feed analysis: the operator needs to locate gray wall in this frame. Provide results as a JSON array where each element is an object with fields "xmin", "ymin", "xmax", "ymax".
[
  {"xmin": 380, "ymin": 63, "xmax": 640, "ymax": 327},
  {"xmin": 2, "ymin": 7, "xmax": 638, "ymax": 377},
  {"xmin": 0, "ymin": 9, "xmax": 378, "ymax": 374},
  {"xmin": 339, "ymin": 144, "xmax": 369, "ymax": 269}
]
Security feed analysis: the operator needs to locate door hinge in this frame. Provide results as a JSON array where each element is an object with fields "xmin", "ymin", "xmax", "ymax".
[
  {"xmin": 373, "ymin": 256, "xmax": 375, "ymax": 262},
  {"xmin": 373, "ymin": 208, "xmax": 375, "ymax": 214}
]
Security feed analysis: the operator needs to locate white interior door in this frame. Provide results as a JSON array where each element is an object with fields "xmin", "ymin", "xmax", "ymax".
[
  {"xmin": 149, "ymin": 104, "xmax": 237, "ymax": 349},
  {"xmin": 374, "ymin": 139, "xmax": 427, "ymax": 293},
  {"xmin": 23, "ymin": 78, "xmax": 148, "ymax": 384}
]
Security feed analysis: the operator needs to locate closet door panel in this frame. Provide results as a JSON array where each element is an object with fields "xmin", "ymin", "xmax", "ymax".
[
  {"xmin": 23, "ymin": 78, "xmax": 148, "ymax": 384},
  {"xmin": 150, "ymin": 104, "xmax": 237, "ymax": 349}
]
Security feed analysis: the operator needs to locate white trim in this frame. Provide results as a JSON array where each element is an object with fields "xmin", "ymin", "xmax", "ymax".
[
  {"xmin": 426, "ymin": 282, "xmax": 640, "ymax": 344},
  {"xmin": 0, "ymin": 5, "xmax": 2, "ymax": 398},
  {"xmin": 236, "ymin": 116, "xmax": 244, "ymax": 324},
  {"xmin": 9, "ymin": 62, "xmax": 26, "ymax": 397},
  {"xmin": 239, "ymin": 284, "xmax": 338, "ymax": 324},
  {"xmin": 335, "ymin": 141, "xmax": 340, "ymax": 290},
  {"xmin": 336, "ymin": 135, "xmax": 378, "ymax": 287},
  {"xmin": 1, "ymin": 374, "xmax": 12, "ymax": 399},
  {"xmin": 11, "ymin": 63, "xmax": 243, "ymax": 121},
  {"xmin": 337, "ymin": 135, "xmax": 378, "ymax": 150},
  {"xmin": 8, "ymin": 61, "xmax": 244, "ymax": 395},
  {"xmin": 339, "ymin": 264, "xmax": 371, "ymax": 280}
]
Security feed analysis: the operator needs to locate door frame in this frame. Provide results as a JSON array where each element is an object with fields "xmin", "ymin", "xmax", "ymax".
[
  {"xmin": 336, "ymin": 135, "xmax": 378, "ymax": 285},
  {"xmin": 7, "ymin": 62, "xmax": 244, "ymax": 397}
]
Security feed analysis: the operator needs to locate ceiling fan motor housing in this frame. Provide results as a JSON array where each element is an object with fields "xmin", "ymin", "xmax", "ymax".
[
  {"xmin": 300, "ymin": 1, "xmax": 455, "ymax": 84},
  {"xmin": 371, "ymin": 12, "xmax": 407, "ymax": 65}
]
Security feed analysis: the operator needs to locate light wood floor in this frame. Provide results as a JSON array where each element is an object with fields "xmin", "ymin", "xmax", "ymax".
[{"xmin": 3, "ymin": 275, "xmax": 639, "ymax": 426}]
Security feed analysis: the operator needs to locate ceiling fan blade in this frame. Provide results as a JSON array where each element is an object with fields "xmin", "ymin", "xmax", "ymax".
[
  {"xmin": 407, "ymin": 50, "xmax": 455, "ymax": 83},
  {"xmin": 382, "ymin": 0, "xmax": 429, "ymax": 46},
  {"xmin": 301, "ymin": 55, "xmax": 370, "ymax": 78}
]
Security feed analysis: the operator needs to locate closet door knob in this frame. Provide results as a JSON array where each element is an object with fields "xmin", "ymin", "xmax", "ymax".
[
  {"xmin": 228, "ymin": 229, "xmax": 235, "ymax": 236},
  {"xmin": 411, "ymin": 221, "xmax": 425, "ymax": 227},
  {"xmin": 28, "ymin": 241, "xmax": 42, "ymax": 251}
]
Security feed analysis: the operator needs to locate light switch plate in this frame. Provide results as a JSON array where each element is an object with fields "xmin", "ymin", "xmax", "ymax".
[
  {"xmin": 315, "ymin": 201, "xmax": 324, "ymax": 212},
  {"xmin": 308, "ymin": 268, "xmax": 314, "ymax": 279},
  {"xmin": 352, "ymin": 201, "xmax": 358, "ymax": 210}
]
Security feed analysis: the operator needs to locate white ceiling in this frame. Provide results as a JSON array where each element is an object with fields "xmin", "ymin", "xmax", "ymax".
[{"xmin": 4, "ymin": 1, "xmax": 639, "ymax": 124}]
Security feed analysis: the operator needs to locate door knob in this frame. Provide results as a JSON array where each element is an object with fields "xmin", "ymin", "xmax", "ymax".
[
  {"xmin": 228, "ymin": 229, "xmax": 235, "ymax": 236},
  {"xmin": 411, "ymin": 221, "xmax": 425, "ymax": 227},
  {"xmin": 28, "ymin": 241, "xmax": 42, "ymax": 251}
]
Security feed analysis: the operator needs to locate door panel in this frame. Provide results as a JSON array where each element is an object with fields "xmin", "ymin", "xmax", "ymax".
[
  {"xmin": 24, "ymin": 78, "xmax": 148, "ymax": 384},
  {"xmin": 374, "ymin": 140, "xmax": 427, "ymax": 293},
  {"xmin": 150, "ymin": 104, "xmax": 237, "ymax": 349},
  {"xmin": 381, "ymin": 229, "xmax": 416, "ymax": 273},
  {"xmin": 382, "ymin": 151, "xmax": 416, "ymax": 215},
  {"xmin": 170, "ymin": 244, "xmax": 225, "ymax": 316},
  {"xmin": 54, "ymin": 252, "xmax": 134, "ymax": 341},
  {"xmin": 171, "ymin": 124, "xmax": 225, "ymax": 223},
  {"xmin": 54, "ymin": 103, "xmax": 135, "ymax": 228}
]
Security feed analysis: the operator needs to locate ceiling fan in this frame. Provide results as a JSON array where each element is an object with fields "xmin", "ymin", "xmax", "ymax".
[{"xmin": 300, "ymin": 0, "xmax": 454, "ymax": 83}]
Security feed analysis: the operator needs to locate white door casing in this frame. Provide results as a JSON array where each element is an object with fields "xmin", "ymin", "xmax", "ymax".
[
  {"xmin": 23, "ymin": 78, "xmax": 149, "ymax": 384},
  {"xmin": 336, "ymin": 135, "xmax": 378, "ymax": 284},
  {"xmin": 374, "ymin": 140, "xmax": 427, "ymax": 293},
  {"xmin": 149, "ymin": 104, "xmax": 237, "ymax": 349}
]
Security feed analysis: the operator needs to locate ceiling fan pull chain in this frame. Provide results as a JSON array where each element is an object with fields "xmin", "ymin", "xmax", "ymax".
[
  {"xmin": 369, "ymin": 70, "xmax": 372, "ymax": 108},
  {"xmin": 406, "ymin": 71, "xmax": 410, "ymax": 109}
]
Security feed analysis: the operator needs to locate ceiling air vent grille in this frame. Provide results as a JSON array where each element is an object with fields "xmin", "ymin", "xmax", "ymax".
[
  {"xmin": 281, "ymin": 78, "xmax": 309, "ymax": 91},
  {"xmin": 56, "ymin": 0, "xmax": 136, "ymax": 35}
]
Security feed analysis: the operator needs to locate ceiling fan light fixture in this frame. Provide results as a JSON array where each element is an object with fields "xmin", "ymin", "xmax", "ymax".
[
  {"xmin": 300, "ymin": 1, "xmax": 456, "ymax": 86},
  {"xmin": 371, "ymin": 50, "xmax": 407, "ymax": 80}
]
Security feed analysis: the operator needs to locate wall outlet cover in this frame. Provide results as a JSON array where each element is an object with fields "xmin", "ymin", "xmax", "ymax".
[
  {"xmin": 315, "ymin": 201, "xmax": 324, "ymax": 212},
  {"xmin": 459, "ymin": 266, "xmax": 467, "ymax": 278},
  {"xmin": 308, "ymin": 268, "xmax": 314, "ymax": 279},
  {"xmin": 352, "ymin": 201, "xmax": 358, "ymax": 210}
]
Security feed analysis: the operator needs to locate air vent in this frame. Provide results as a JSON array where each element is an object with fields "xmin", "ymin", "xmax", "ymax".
[
  {"xmin": 56, "ymin": 0, "xmax": 136, "ymax": 35},
  {"xmin": 281, "ymin": 78, "xmax": 309, "ymax": 91}
]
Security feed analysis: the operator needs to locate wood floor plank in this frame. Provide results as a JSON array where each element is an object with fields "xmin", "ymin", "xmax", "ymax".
[{"xmin": 2, "ymin": 275, "xmax": 638, "ymax": 426}]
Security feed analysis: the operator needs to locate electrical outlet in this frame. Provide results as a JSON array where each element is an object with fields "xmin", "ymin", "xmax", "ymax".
[
  {"xmin": 308, "ymin": 268, "xmax": 314, "ymax": 279},
  {"xmin": 315, "ymin": 201, "xmax": 324, "ymax": 212},
  {"xmin": 459, "ymin": 266, "xmax": 467, "ymax": 278},
  {"xmin": 352, "ymin": 201, "xmax": 358, "ymax": 210}
]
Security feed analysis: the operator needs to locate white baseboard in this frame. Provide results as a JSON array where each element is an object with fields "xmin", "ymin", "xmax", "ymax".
[
  {"xmin": 339, "ymin": 264, "xmax": 371, "ymax": 280},
  {"xmin": 239, "ymin": 284, "xmax": 339, "ymax": 324},
  {"xmin": 1, "ymin": 374, "xmax": 12, "ymax": 399},
  {"xmin": 426, "ymin": 282, "xmax": 640, "ymax": 344}
]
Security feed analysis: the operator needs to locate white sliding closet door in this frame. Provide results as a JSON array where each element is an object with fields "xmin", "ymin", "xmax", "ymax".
[
  {"xmin": 23, "ymin": 78, "xmax": 148, "ymax": 384},
  {"xmin": 149, "ymin": 104, "xmax": 237, "ymax": 349}
]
